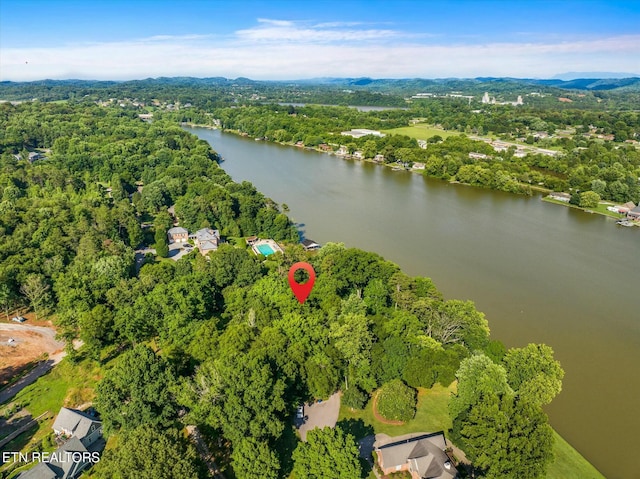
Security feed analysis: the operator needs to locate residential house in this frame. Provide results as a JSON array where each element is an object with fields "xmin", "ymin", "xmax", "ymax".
[
  {"xmin": 167, "ymin": 226, "xmax": 189, "ymax": 243},
  {"xmin": 52, "ymin": 408, "xmax": 102, "ymax": 448},
  {"xmin": 375, "ymin": 432, "xmax": 457, "ymax": 479},
  {"xmin": 245, "ymin": 236, "xmax": 259, "ymax": 245},
  {"xmin": 468, "ymin": 152, "xmax": 488, "ymax": 160},
  {"xmin": 412, "ymin": 162, "xmax": 425, "ymax": 170},
  {"xmin": 352, "ymin": 150, "xmax": 364, "ymax": 159},
  {"xmin": 301, "ymin": 239, "xmax": 321, "ymax": 251},
  {"xmin": 19, "ymin": 408, "xmax": 103, "ymax": 479},
  {"xmin": 194, "ymin": 228, "xmax": 221, "ymax": 255},
  {"xmin": 336, "ymin": 145, "xmax": 349, "ymax": 156},
  {"xmin": 627, "ymin": 204, "xmax": 640, "ymax": 220},
  {"xmin": 548, "ymin": 192, "xmax": 571, "ymax": 203},
  {"xmin": 373, "ymin": 154, "xmax": 385, "ymax": 163}
]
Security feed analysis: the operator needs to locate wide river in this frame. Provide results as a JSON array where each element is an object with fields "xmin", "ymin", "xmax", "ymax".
[{"xmin": 187, "ymin": 126, "xmax": 638, "ymax": 479}]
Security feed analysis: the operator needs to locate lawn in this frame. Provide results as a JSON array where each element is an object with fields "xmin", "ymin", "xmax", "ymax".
[
  {"xmin": 547, "ymin": 432, "xmax": 605, "ymax": 479},
  {"xmin": 381, "ymin": 124, "xmax": 461, "ymax": 141},
  {"xmin": 338, "ymin": 384, "xmax": 454, "ymax": 439},
  {"xmin": 339, "ymin": 383, "xmax": 602, "ymax": 479},
  {"xmin": 0, "ymin": 356, "xmax": 101, "ymax": 475},
  {"xmin": 543, "ymin": 196, "xmax": 632, "ymax": 221}
]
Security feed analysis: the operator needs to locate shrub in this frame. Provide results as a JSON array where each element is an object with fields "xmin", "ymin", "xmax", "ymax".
[
  {"xmin": 342, "ymin": 386, "xmax": 368, "ymax": 410},
  {"xmin": 376, "ymin": 379, "xmax": 416, "ymax": 422}
]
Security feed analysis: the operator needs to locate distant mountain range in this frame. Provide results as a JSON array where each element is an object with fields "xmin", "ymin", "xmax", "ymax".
[
  {"xmin": 295, "ymin": 76, "xmax": 640, "ymax": 92},
  {"xmin": 552, "ymin": 72, "xmax": 640, "ymax": 80}
]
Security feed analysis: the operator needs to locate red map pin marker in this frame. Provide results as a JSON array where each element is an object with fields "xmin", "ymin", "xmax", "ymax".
[{"xmin": 288, "ymin": 262, "xmax": 316, "ymax": 304}]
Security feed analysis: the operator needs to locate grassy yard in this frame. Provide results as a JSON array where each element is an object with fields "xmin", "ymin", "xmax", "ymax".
[
  {"xmin": 547, "ymin": 432, "xmax": 605, "ymax": 479},
  {"xmin": 381, "ymin": 124, "xmax": 461, "ymax": 141},
  {"xmin": 543, "ymin": 196, "xmax": 633, "ymax": 222},
  {"xmin": 339, "ymin": 383, "xmax": 602, "ymax": 479},
  {"xmin": 339, "ymin": 384, "xmax": 454, "ymax": 439},
  {"xmin": 0, "ymin": 357, "xmax": 101, "ymax": 476}
]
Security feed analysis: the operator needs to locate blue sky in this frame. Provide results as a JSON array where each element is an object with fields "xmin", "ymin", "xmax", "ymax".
[{"xmin": 1, "ymin": 0, "xmax": 639, "ymax": 81}]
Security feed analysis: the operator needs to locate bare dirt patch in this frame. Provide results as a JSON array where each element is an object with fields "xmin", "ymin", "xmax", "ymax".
[{"xmin": 0, "ymin": 325, "xmax": 65, "ymax": 388}]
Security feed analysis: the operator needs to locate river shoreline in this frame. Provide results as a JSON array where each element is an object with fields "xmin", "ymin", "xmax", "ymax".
[
  {"xmin": 184, "ymin": 122, "xmax": 547, "ymax": 195},
  {"xmin": 185, "ymin": 122, "xmax": 639, "ymax": 230},
  {"xmin": 184, "ymin": 125, "xmax": 639, "ymax": 478}
]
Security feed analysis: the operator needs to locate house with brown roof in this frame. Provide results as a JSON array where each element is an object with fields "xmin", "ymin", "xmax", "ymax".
[{"xmin": 375, "ymin": 432, "xmax": 457, "ymax": 479}]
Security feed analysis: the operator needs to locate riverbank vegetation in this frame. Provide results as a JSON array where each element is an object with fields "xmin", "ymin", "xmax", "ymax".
[
  {"xmin": 0, "ymin": 101, "xmax": 601, "ymax": 478},
  {"xmin": 163, "ymin": 100, "xmax": 639, "ymax": 203}
]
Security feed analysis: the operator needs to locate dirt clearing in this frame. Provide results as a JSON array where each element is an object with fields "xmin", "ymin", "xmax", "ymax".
[{"xmin": 0, "ymin": 324, "xmax": 65, "ymax": 388}]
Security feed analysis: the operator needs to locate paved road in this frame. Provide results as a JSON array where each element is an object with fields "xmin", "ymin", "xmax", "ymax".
[{"xmin": 0, "ymin": 323, "xmax": 66, "ymax": 405}]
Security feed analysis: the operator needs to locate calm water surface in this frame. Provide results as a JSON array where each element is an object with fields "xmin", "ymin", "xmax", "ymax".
[{"xmin": 187, "ymin": 127, "xmax": 639, "ymax": 479}]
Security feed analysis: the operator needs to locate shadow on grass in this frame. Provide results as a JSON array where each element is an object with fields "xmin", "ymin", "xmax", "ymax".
[
  {"xmin": 337, "ymin": 418, "xmax": 374, "ymax": 441},
  {"xmin": 0, "ymin": 422, "xmax": 38, "ymax": 457}
]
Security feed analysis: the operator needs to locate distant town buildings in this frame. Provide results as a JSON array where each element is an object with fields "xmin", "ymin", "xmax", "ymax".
[{"xmin": 482, "ymin": 92, "xmax": 523, "ymax": 106}]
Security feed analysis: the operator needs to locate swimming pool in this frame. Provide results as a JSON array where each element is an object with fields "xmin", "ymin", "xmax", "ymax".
[{"xmin": 256, "ymin": 243, "xmax": 276, "ymax": 256}]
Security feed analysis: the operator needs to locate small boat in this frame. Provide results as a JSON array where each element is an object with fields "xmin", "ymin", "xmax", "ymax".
[
  {"xmin": 616, "ymin": 220, "xmax": 635, "ymax": 227},
  {"xmin": 392, "ymin": 167, "xmax": 403, "ymax": 171}
]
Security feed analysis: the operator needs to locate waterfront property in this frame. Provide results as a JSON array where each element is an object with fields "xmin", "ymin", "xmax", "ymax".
[
  {"xmin": 548, "ymin": 192, "xmax": 571, "ymax": 203},
  {"xmin": 301, "ymin": 239, "xmax": 321, "ymax": 251},
  {"xmin": 252, "ymin": 239, "xmax": 283, "ymax": 256},
  {"xmin": 375, "ymin": 432, "xmax": 457, "ymax": 479},
  {"xmin": 627, "ymin": 204, "xmax": 640, "ymax": 221}
]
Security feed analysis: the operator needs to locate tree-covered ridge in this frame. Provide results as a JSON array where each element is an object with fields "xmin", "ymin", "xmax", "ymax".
[
  {"xmin": 2, "ymin": 76, "xmax": 640, "ymax": 109},
  {"xmin": 1, "ymin": 102, "xmax": 562, "ymax": 478}
]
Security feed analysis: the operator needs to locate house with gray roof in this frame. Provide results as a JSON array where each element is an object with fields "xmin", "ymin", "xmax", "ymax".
[
  {"xmin": 167, "ymin": 226, "xmax": 189, "ymax": 243},
  {"xmin": 19, "ymin": 409, "xmax": 103, "ymax": 479},
  {"xmin": 194, "ymin": 228, "xmax": 220, "ymax": 255},
  {"xmin": 52, "ymin": 408, "xmax": 102, "ymax": 448},
  {"xmin": 627, "ymin": 204, "xmax": 640, "ymax": 220},
  {"xmin": 375, "ymin": 432, "xmax": 457, "ymax": 479},
  {"xmin": 301, "ymin": 239, "xmax": 321, "ymax": 251}
]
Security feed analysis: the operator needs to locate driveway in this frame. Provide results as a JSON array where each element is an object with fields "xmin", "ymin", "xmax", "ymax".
[
  {"xmin": 297, "ymin": 392, "xmax": 341, "ymax": 441},
  {"xmin": 168, "ymin": 242, "xmax": 193, "ymax": 261}
]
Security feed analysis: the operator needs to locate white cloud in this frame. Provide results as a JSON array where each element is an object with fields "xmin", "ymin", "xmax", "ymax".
[
  {"xmin": 1, "ymin": 18, "xmax": 638, "ymax": 81},
  {"xmin": 236, "ymin": 18, "xmax": 400, "ymax": 43}
]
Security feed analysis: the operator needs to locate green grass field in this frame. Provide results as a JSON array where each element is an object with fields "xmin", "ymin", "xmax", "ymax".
[
  {"xmin": 547, "ymin": 432, "xmax": 605, "ymax": 479},
  {"xmin": 0, "ymin": 357, "xmax": 101, "ymax": 469},
  {"xmin": 339, "ymin": 384, "xmax": 604, "ymax": 479},
  {"xmin": 381, "ymin": 124, "xmax": 461, "ymax": 141},
  {"xmin": 543, "ymin": 196, "xmax": 633, "ymax": 222}
]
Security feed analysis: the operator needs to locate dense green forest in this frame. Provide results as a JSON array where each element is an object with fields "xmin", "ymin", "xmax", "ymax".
[{"xmin": 0, "ymin": 102, "xmax": 566, "ymax": 478}]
